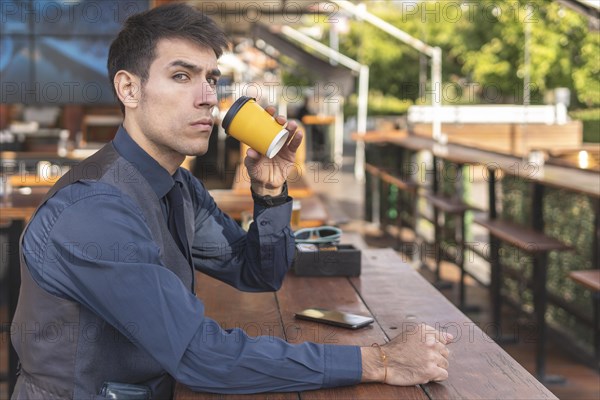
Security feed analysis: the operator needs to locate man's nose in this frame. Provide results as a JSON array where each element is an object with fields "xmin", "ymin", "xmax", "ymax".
[{"xmin": 195, "ymin": 82, "xmax": 218, "ymax": 108}]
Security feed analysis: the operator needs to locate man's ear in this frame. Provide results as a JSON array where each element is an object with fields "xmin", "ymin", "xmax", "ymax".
[{"xmin": 114, "ymin": 71, "xmax": 141, "ymax": 110}]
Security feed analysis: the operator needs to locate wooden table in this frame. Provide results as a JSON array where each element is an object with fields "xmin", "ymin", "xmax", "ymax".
[
  {"xmin": 0, "ymin": 187, "xmax": 48, "ymax": 222},
  {"xmin": 355, "ymin": 131, "xmax": 600, "ymax": 379},
  {"xmin": 175, "ymin": 249, "xmax": 556, "ymax": 399}
]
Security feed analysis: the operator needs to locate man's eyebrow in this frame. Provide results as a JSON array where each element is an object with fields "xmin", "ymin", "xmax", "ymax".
[
  {"xmin": 168, "ymin": 60, "xmax": 221, "ymax": 77},
  {"xmin": 168, "ymin": 60, "xmax": 201, "ymax": 72}
]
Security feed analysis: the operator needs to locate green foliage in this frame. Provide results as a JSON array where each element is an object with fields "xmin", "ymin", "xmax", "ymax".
[
  {"xmin": 344, "ymin": 91, "xmax": 412, "ymax": 116},
  {"xmin": 572, "ymin": 33, "xmax": 600, "ymax": 106},
  {"xmin": 570, "ymin": 108, "xmax": 600, "ymax": 143},
  {"xmin": 328, "ymin": 0, "xmax": 598, "ymax": 108},
  {"xmin": 501, "ymin": 177, "xmax": 597, "ymax": 352}
]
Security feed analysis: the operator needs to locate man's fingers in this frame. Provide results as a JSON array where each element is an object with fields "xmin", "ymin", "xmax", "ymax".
[
  {"xmin": 432, "ymin": 367, "xmax": 449, "ymax": 382},
  {"xmin": 286, "ymin": 130, "xmax": 303, "ymax": 153},
  {"xmin": 423, "ymin": 324, "xmax": 452, "ymax": 345},
  {"xmin": 286, "ymin": 120, "xmax": 298, "ymax": 134},
  {"xmin": 263, "ymin": 106, "xmax": 287, "ymax": 126},
  {"xmin": 437, "ymin": 355, "xmax": 449, "ymax": 369},
  {"xmin": 442, "ymin": 331, "xmax": 454, "ymax": 343},
  {"xmin": 245, "ymin": 147, "xmax": 261, "ymax": 161},
  {"xmin": 440, "ymin": 346, "xmax": 450, "ymax": 359},
  {"xmin": 275, "ymin": 115, "xmax": 287, "ymax": 125}
]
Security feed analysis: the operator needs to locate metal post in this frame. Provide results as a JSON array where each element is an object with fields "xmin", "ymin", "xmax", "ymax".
[
  {"xmin": 487, "ymin": 168, "xmax": 502, "ymax": 329},
  {"xmin": 333, "ymin": 98, "xmax": 344, "ymax": 166},
  {"xmin": 355, "ymin": 65, "xmax": 369, "ymax": 182},
  {"xmin": 333, "ymin": 1, "xmax": 442, "ymax": 145},
  {"xmin": 278, "ymin": 25, "xmax": 368, "ymax": 180},
  {"xmin": 432, "ymin": 47, "xmax": 443, "ymax": 142}
]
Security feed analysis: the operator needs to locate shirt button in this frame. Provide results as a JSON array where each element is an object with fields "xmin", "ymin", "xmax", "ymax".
[{"xmin": 260, "ymin": 220, "xmax": 269, "ymax": 226}]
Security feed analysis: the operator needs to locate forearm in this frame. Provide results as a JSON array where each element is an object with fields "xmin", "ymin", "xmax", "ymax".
[
  {"xmin": 192, "ymin": 200, "xmax": 294, "ymax": 291},
  {"xmin": 176, "ymin": 323, "xmax": 361, "ymax": 394}
]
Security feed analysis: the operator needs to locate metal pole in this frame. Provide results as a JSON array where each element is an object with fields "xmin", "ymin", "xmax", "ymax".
[
  {"xmin": 332, "ymin": 0, "xmax": 443, "ymax": 146},
  {"xmin": 432, "ymin": 47, "xmax": 442, "ymax": 142},
  {"xmin": 333, "ymin": 0, "xmax": 435, "ymax": 57},
  {"xmin": 278, "ymin": 25, "xmax": 367, "ymax": 175},
  {"xmin": 329, "ymin": 24, "xmax": 339, "ymax": 66},
  {"xmin": 355, "ymin": 65, "xmax": 369, "ymax": 182},
  {"xmin": 334, "ymin": 98, "xmax": 344, "ymax": 165},
  {"xmin": 279, "ymin": 26, "xmax": 362, "ymax": 71}
]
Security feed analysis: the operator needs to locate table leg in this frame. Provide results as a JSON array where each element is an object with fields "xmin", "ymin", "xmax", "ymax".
[
  {"xmin": 490, "ymin": 236, "xmax": 502, "ymax": 328},
  {"xmin": 488, "ymin": 169, "xmax": 503, "ymax": 333},
  {"xmin": 594, "ymin": 198, "xmax": 599, "ymax": 366},
  {"xmin": 432, "ymin": 207, "xmax": 452, "ymax": 290},
  {"xmin": 593, "ymin": 291, "xmax": 600, "ymax": 367},
  {"xmin": 371, "ymin": 173, "xmax": 380, "ymax": 227},
  {"xmin": 458, "ymin": 211, "xmax": 480, "ymax": 313},
  {"xmin": 533, "ymin": 251, "xmax": 565, "ymax": 384},
  {"xmin": 394, "ymin": 192, "xmax": 406, "ymax": 252}
]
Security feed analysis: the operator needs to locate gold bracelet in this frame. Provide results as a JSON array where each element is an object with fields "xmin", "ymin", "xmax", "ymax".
[{"xmin": 371, "ymin": 343, "xmax": 388, "ymax": 383}]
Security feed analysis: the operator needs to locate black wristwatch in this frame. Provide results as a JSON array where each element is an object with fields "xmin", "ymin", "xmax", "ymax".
[{"xmin": 251, "ymin": 181, "xmax": 290, "ymax": 207}]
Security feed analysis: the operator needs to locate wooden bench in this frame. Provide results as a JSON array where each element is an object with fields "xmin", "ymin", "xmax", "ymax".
[
  {"xmin": 474, "ymin": 217, "xmax": 571, "ymax": 253},
  {"xmin": 568, "ymin": 270, "xmax": 600, "ymax": 365},
  {"xmin": 474, "ymin": 215, "xmax": 571, "ymax": 382}
]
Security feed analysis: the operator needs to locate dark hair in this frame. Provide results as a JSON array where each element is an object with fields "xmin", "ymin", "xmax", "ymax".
[{"xmin": 107, "ymin": 3, "xmax": 229, "ymax": 113}]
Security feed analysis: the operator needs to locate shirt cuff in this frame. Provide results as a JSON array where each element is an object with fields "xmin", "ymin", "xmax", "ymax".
[
  {"xmin": 253, "ymin": 199, "xmax": 293, "ymax": 233},
  {"xmin": 322, "ymin": 345, "xmax": 362, "ymax": 388}
]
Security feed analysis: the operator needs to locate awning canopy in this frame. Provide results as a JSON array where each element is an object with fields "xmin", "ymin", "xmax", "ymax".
[{"xmin": 250, "ymin": 24, "xmax": 355, "ymax": 96}]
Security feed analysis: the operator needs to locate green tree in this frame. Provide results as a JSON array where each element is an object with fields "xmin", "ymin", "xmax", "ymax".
[
  {"xmin": 328, "ymin": 0, "xmax": 597, "ymax": 107},
  {"xmin": 573, "ymin": 32, "xmax": 600, "ymax": 106}
]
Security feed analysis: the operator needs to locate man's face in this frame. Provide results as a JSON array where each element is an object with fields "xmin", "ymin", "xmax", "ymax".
[{"xmin": 131, "ymin": 37, "xmax": 220, "ymax": 160}]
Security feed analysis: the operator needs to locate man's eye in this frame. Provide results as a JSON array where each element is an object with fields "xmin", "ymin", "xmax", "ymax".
[
  {"xmin": 173, "ymin": 73, "xmax": 189, "ymax": 82},
  {"xmin": 207, "ymin": 77, "xmax": 218, "ymax": 86}
]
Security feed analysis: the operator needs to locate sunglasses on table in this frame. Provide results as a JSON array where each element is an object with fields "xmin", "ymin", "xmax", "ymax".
[{"xmin": 293, "ymin": 226, "xmax": 342, "ymax": 244}]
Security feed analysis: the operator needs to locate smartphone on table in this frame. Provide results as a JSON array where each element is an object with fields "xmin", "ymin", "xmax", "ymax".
[{"xmin": 294, "ymin": 308, "xmax": 374, "ymax": 329}]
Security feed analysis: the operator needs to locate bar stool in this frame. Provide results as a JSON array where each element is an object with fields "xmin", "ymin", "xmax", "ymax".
[
  {"xmin": 426, "ymin": 193, "xmax": 480, "ymax": 311},
  {"xmin": 379, "ymin": 170, "xmax": 419, "ymax": 250},
  {"xmin": 474, "ymin": 176, "xmax": 572, "ymax": 383},
  {"xmin": 568, "ymin": 270, "xmax": 600, "ymax": 367}
]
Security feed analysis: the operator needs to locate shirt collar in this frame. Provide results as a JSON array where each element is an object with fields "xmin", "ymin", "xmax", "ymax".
[{"xmin": 112, "ymin": 125, "xmax": 177, "ymax": 199}]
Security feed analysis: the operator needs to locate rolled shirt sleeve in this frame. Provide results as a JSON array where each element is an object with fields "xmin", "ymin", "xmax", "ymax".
[
  {"xmin": 177, "ymin": 326, "xmax": 361, "ymax": 393},
  {"xmin": 22, "ymin": 181, "xmax": 362, "ymax": 394}
]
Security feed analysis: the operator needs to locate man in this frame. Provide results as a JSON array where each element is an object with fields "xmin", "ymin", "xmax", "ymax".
[{"xmin": 11, "ymin": 3, "xmax": 451, "ymax": 399}]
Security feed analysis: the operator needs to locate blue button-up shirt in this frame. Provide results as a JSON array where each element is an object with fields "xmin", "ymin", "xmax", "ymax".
[{"xmin": 22, "ymin": 127, "xmax": 361, "ymax": 394}]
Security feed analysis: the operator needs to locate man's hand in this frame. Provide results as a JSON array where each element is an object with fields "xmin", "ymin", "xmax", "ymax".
[
  {"xmin": 361, "ymin": 323, "xmax": 453, "ymax": 385},
  {"xmin": 244, "ymin": 106, "xmax": 303, "ymax": 197}
]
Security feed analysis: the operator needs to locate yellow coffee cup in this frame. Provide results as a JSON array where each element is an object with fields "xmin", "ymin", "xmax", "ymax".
[{"xmin": 222, "ymin": 96, "xmax": 289, "ymax": 159}]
